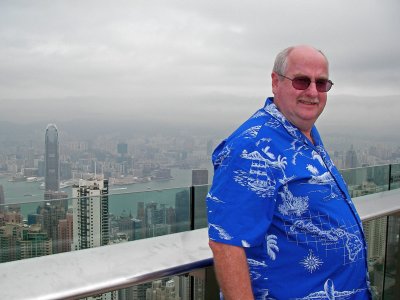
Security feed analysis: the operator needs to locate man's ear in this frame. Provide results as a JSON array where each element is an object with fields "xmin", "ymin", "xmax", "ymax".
[{"xmin": 271, "ymin": 72, "xmax": 279, "ymax": 94}]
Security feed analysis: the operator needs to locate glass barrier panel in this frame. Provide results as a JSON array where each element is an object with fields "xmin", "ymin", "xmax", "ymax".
[
  {"xmin": 390, "ymin": 163, "xmax": 400, "ymax": 190},
  {"xmin": 340, "ymin": 165, "xmax": 390, "ymax": 198},
  {"xmin": 95, "ymin": 268, "xmax": 220, "ymax": 300},
  {"xmin": 363, "ymin": 217, "xmax": 388, "ymax": 299},
  {"xmin": 0, "ymin": 198, "xmax": 72, "ymax": 263},
  {"xmin": 108, "ymin": 187, "xmax": 191, "ymax": 242},
  {"xmin": 0, "ymin": 187, "xmax": 191, "ymax": 264},
  {"xmin": 383, "ymin": 213, "xmax": 400, "ymax": 299},
  {"xmin": 102, "ymin": 273, "xmax": 206, "ymax": 300},
  {"xmin": 193, "ymin": 185, "xmax": 210, "ymax": 230}
]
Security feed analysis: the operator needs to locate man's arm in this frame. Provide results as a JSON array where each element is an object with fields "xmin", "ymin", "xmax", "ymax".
[{"xmin": 209, "ymin": 240, "xmax": 254, "ymax": 300}]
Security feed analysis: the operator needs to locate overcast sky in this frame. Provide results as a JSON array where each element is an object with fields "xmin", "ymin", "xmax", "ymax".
[{"xmin": 1, "ymin": 0, "xmax": 399, "ymax": 132}]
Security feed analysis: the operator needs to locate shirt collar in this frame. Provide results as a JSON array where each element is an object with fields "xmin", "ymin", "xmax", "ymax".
[{"xmin": 263, "ymin": 97, "xmax": 323, "ymax": 147}]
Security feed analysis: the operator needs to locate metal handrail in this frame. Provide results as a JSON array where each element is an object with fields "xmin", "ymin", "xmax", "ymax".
[
  {"xmin": 0, "ymin": 189, "xmax": 399, "ymax": 300},
  {"xmin": 0, "ymin": 228, "xmax": 212, "ymax": 300}
]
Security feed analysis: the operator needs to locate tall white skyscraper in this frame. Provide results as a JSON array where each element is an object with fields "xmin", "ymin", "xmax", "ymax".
[{"xmin": 71, "ymin": 178, "xmax": 109, "ymax": 250}]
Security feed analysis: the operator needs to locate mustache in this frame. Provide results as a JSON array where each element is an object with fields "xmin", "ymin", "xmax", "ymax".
[{"xmin": 299, "ymin": 98, "xmax": 319, "ymax": 104}]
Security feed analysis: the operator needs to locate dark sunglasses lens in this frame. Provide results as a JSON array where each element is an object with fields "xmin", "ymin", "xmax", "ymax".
[
  {"xmin": 292, "ymin": 77, "xmax": 311, "ymax": 90},
  {"xmin": 316, "ymin": 80, "xmax": 332, "ymax": 92}
]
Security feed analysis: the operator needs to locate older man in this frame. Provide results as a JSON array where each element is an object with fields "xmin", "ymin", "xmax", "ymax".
[{"xmin": 207, "ymin": 45, "xmax": 371, "ymax": 299}]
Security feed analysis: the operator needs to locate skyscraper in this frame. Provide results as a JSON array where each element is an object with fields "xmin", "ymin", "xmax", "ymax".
[
  {"xmin": 144, "ymin": 202, "xmax": 172, "ymax": 237},
  {"xmin": 19, "ymin": 225, "xmax": 52, "ymax": 260},
  {"xmin": 0, "ymin": 223, "xmax": 21, "ymax": 263},
  {"xmin": 45, "ymin": 124, "xmax": 60, "ymax": 192},
  {"xmin": 345, "ymin": 144, "xmax": 359, "ymax": 169},
  {"xmin": 192, "ymin": 169, "xmax": 208, "ymax": 229},
  {"xmin": 174, "ymin": 190, "xmax": 190, "ymax": 233},
  {"xmin": 71, "ymin": 178, "xmax": 109, "ymax": 250},
  {"xmin": 38, "ymin": 200, "xmax": 67, "ymax": 253},
  {"xmin": 192, "ymin": 169, "xmax": 208, "ymax": 185},
  {"xmin": 0, "ymin": 185, "xmax": 5, "ymax": 212},
  {"xmin": 57, "ymin": 212, "xmax": 73, "ymax": 253}
]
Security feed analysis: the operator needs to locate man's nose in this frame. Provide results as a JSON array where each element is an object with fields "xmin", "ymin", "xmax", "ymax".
[{"xmin": 305, "ymin": 82, "xmax": 319, "ymax": 97}]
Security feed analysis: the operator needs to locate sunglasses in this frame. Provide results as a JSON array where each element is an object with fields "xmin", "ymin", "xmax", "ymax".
[{"xmin": 278, "ymin": 74, "xmax": 334, "ymax": 92}]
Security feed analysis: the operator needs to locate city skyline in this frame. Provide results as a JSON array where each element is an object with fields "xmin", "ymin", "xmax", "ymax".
[{"xmin": 0, "ymin": 2, "xmax": 399, "ymax": 192}]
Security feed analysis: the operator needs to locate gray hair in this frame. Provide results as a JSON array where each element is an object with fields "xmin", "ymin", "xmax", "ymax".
[{"xmin": 273, "ymin": 46, "xmax": 329, "ymax": 75}]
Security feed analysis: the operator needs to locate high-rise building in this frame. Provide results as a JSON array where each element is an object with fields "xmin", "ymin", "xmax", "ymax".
[
  {"xmin": 145, "ymin": 276, "xmax": 191, "ymax": 300},
  {"xmin": 174, "ymin": 190, "xmax": 190, "ymax": 233},
  {"xmin": 3, "ymin": 209, "xmax": 23, "ymax": 224},
  {"xmin": 192, "ymin": 169, "xmax": 208, "ymax": 186},
  {"xmin": 145, "ymin": 203, "xmax": 172, "ymax": 237},
  {"xmin": 363, "ymin": 218, "xmax": 388, "ymax": 259},
  {"xmin": 57, "ymin": 211, "xmax": 73, "ymax": 253},
  {"xmin": 19, "ymin": 225, "xmax": 52, "ymax": 260},
  {"xmin": 0, "ymin": 185, "xmax": 5, "ymax": 212},
  {"xmin": 136, "ymin": 202, "xmax": 147, "ymax": 239},
  {"xmin": 137, "ymin": 202, "xmax": 145, "ymax": 221},
  {"xmin": 207, "ymin": 139, "xmax": 214, "ymax": 156},
  {"xmin": 192, "ymin": 169, "xmax": 208, "ymax": 300},
  {"xmin": 192, "ymin": 169, "xmax": 208, "ymax": 229},
  {"xmin": 117, "ymin": 142, "xmax": 128, "ymax": 156},
  {"xmin": 345, "ymin": 145, "xmax": 359, "ymax": 169},
  {"xmin": 0, "ymin": 221, "xmax": 53, "ymax": 263},
  {"xmin": 117, "ymin": 212, "xmax": 143, "ymax": 241},
  {"xmin": 45, "ymin": 124, "xmax": 60, "ymax": 192},
  {"xmin": 119, "ymin": 283, "xmax": 150, "ymax": 300},
  {"xmin": 27, "ymin": 213, "xmax": 43, "ymax": 226},
  {"xmin": 38, "ymin": 200, "xmax": 67, "ymax": 253},
  {"xmin": 71, "ymin": 178, "xmax": 109, "ymax": 250},
  {"xmin": 131, "ymin": 218, "xmax": 143, "ymax": 240},
  {"xmin": 146, "ymin": 279, "xmax": 179, "ymax": 300},
  {"xmin": 60, "ymin": 161, "xmax": 73, "ymax": 180},
  {"xmin": 0, "ymin": 223, "xmax": 22, "ymax": 263}
]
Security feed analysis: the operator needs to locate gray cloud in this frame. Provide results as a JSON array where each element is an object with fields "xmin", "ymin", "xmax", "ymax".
[{"xmin": 0, "ymin": 0, "xmax": 399, "ymax": 130}]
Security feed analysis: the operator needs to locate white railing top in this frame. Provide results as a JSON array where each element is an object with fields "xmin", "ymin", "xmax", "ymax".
[
  {"xmin": 353, "ymin": 188, "xmax": 400, "ymax": 222},
  {"xmin": 0, "ymin": 189, "xmax": 399, "ymax": 300},
  {"xmin": 0, "ymin": 228, "xmax": 212, "ymax": 300}
]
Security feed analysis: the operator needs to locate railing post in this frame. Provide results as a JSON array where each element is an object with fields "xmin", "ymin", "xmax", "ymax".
[
  {"xmin": 190, "ymin": 185, "xmax": 195, "ymax": 231},
  {"xmin": 190, "ymin": 274, "xmax": 195, "ymax": 300},
  {"xmin": 188, "ymin": 185, "xmax": 198, "ymax": 300},
  {"xmin": 388, "ymin": 164, "xmax": 392, "ymax": 191},
  {"xmin": 382, "ymin": 215, "xmax": 390, "ymax": 299},
  {"xmin": 205, "ymin": 266, "xmax": 221, "ymax": 300}
]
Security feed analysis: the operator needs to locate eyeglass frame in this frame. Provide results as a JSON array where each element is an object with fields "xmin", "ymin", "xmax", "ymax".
[{"xmin": 277, "ymin": 73, "xmax": 334, "ymax": 92}]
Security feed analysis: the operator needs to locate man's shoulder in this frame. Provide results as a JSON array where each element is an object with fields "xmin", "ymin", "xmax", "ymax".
[
  {"xmin": 213, "ymin": 113, "xmax": 290, "ymax": 164},
  {"xmin": 227, "ymin": 108, "xmax": 272, "ymax": 141}
]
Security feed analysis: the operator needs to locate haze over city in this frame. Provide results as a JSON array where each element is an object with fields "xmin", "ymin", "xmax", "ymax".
[{"xmin": 0, "ymin": 0, "xmax": 399, "ymax": 143}]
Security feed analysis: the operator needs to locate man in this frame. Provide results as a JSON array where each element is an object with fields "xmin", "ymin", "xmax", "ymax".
[{"xmin": 207, "ymin": 45, "xmax": 371, "ymax": 299}]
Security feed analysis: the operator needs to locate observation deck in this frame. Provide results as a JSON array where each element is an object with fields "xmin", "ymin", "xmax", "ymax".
[{"xmin": 0, "ymin": 164, "xmax": 399, "ymax": 299}]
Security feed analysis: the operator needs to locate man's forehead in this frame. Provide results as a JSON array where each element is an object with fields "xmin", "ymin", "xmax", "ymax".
[
  {"xmin": 286, "ymin": 48, "xmax": 329, "ymax": 74},
  {"xmin": 288, "ymin": 48, "xmax": 327, "ymax": 64}
]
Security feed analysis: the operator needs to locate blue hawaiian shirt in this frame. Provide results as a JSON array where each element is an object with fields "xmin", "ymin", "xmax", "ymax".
[{"xmin": 207, "ymin": 98, "xmax": 371, "ymax": 299}]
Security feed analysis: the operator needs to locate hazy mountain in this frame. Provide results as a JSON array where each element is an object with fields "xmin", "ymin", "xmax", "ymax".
[{"xmin": 1, "ymin": 94, "xmax": 399, "ymax": 146}]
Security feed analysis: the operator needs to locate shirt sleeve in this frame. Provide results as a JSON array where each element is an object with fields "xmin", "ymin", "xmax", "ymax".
[{"xmin": 207, "ymin": 137, "xmax": 277, "ymax": 248}]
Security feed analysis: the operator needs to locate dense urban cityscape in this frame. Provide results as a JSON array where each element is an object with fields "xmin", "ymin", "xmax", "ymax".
[
  {"xmin": 0, "ymin": 122, "xmax": 399, "ymax": 299},
  {"xmin": 0, "ymin": 123, "xmax": 215, "ymax": 299}
]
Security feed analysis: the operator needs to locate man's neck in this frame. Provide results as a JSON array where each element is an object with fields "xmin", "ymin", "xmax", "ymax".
[{"xmin": 302, "ymin": 130, "xmax": 314, "ymax": 145}]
